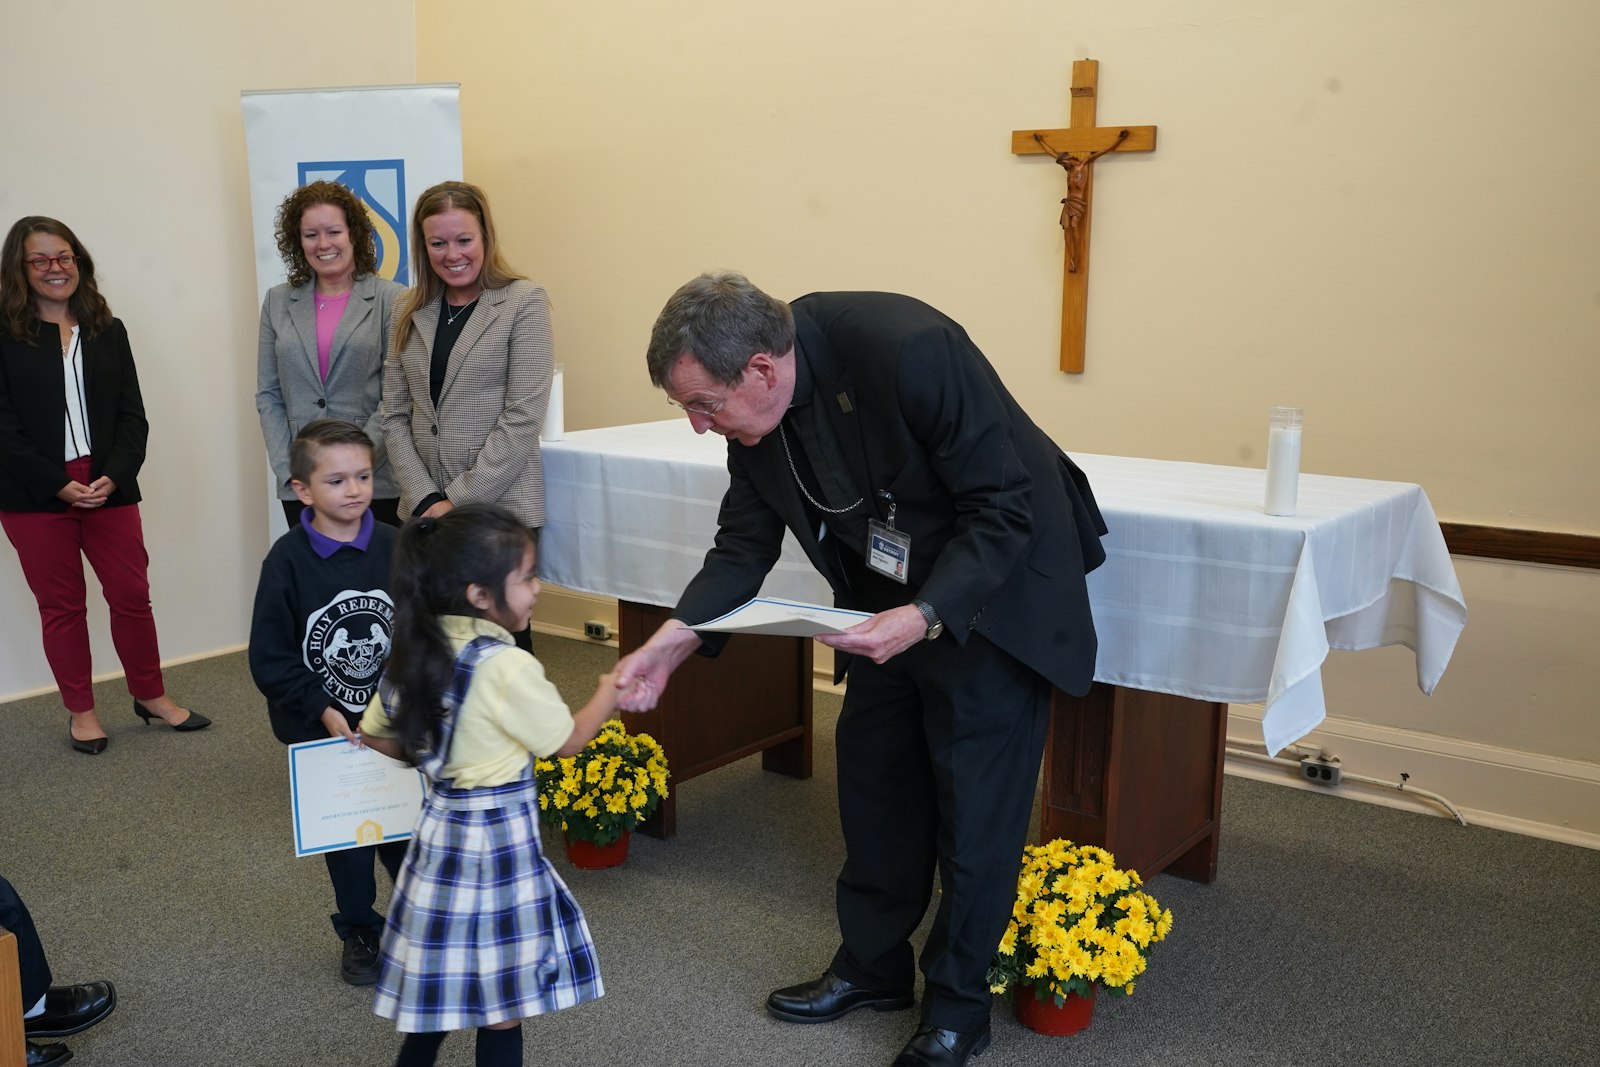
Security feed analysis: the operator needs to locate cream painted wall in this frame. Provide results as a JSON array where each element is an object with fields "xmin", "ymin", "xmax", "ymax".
[
  {"xmin": 0, "ymin": 2, "xmax": 415, "ymax": 700},
  {"xmin": 417, "ymin": 0, "xmax": 1600, "ymax": 836},
  {"xmin": 418, "ymin": 0, "xmax": 1598, "ymax": 529}
]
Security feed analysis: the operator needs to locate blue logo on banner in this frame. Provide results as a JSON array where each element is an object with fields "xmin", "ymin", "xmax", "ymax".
[{"xmin": 297, "ymin": 159, "xmax": 408, "ymax": 284}]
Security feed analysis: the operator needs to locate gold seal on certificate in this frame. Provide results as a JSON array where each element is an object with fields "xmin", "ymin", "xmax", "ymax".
[{"xmin": 288, "ymin": 738, "xmax": 426, "ymax": 857}]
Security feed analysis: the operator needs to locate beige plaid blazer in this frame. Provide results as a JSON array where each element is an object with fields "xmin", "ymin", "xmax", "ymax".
[{"xmin": 380, "ymin": 279, "xmax": 554, "ymax": 527}]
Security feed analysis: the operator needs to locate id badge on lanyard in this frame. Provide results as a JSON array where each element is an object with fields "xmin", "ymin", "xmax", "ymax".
[{"xmin": 866, "ymin": 492, "xmax": 910, "ymax": 584}]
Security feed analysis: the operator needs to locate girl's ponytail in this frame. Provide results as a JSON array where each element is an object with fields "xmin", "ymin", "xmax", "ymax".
[
  {"xmin": 385, "ymin": 518, "xmax": 455, "ymax": 759},
  {"xmin": 382, "ymin": 504, "xmax": 533, "ymax": 760}
]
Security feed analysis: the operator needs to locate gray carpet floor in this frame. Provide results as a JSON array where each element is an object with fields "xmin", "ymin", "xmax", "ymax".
[{"xmin": 2, "ymin": 637, "xmax": 1597, "ymax": 1066}]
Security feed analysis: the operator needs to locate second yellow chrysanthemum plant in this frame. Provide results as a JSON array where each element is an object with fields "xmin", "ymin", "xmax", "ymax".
[
  {"xmin": 535, "ymin": 719, "xmax": 669, "ymax": 847},
  {"xmin": 986, "ymin": 839, "xmax": 1174, "ymax": 1006}
]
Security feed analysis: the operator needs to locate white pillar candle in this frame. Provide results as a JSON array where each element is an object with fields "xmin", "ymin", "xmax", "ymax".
[
  {"xmin": 542, "ymin": 363, "xmax": 564, "ymax": 442},
  {"xmin": 1264, "ymin": 406, "xmax": 1303, "ymax": 516}
]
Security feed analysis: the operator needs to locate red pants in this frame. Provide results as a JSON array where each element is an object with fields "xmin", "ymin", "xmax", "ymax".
[{"xmin": 1, "ymin": 464, "xmax": 165, "ymax": 712}]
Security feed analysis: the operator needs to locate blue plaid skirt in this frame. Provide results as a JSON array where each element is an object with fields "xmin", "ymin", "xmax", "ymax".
[{"xmin": 372, "ymin": 776, "xmax": 603, "ymax": 1032}]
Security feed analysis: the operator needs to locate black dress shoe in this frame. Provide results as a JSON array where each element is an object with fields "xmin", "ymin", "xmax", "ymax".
[
  {"xmin": 133, "ymin": 699, "xmax": 211, "ymax": 731},
  {"xmin": 766, "ymin": 971, "xmax": 914, "ymax": 1023},
  {"xmin": 68, "ymin": 729, "xmax": 108, "ymax": 756},
  {"xmin": 25, "ymin": 980, "xmax": 116, "ymax": 1038},
  {"xmin": 26, "ymin": 1041, "xmax": 73, "ymax": 1067},
  {"xmin": 891, "ymin": 1024, "xmax": 992, "ymax": 1067}
]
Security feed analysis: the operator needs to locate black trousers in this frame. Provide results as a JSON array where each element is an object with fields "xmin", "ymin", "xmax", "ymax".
[
  {"xmin": 827, "ymin": 633, "xmax": 1051, "ymax": 1033},
  {"xmin": 324, "ymin": 841, "xmax": 408, "ymax": 940},
  {"xmin": 0, "ymin": 873, "xmax": 52, "ymax": 1009}
]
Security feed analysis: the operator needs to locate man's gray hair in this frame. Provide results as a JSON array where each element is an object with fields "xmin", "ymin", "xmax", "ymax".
[{"xmin": 645, "ymin": 270, "xmax": 796, "ymax": 388}]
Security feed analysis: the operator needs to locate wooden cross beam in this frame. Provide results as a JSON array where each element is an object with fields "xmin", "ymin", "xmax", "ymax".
[{"xmin": 1012, "ymin": 60, "xmax": 1156, "ymax": 374}]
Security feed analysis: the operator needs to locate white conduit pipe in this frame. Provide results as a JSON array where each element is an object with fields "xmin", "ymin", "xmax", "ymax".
[{"xmin": 1224, "ymin": 745, "xmax": 1469, "ymax": 827}]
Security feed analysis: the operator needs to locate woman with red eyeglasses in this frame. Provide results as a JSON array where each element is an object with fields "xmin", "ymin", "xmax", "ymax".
[{"xmin": 0, "ymin": 216, "xmax": 207, "ymax": 754}]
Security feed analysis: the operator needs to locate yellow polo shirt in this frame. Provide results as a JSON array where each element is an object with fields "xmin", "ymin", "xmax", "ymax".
[{"xmin": 361, "ymin": 615, "xmax": 575, "ymax": 788}]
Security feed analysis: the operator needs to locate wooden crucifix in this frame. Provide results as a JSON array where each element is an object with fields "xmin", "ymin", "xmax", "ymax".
[{"xmin": 1013, "ymin": 60, "xmax": 1156, "ymax": 373}]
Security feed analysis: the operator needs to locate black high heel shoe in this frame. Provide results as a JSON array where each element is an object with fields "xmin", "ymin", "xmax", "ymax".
[
  {"xmin": 68, "ymin": 718, "xmax": 108, "ymax": 755},
  {"xmin": 132, "ymin": 699, "xmax": 211, "ymax": 732}
]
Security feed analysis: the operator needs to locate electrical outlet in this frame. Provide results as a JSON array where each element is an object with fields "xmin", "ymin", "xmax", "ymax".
[
  {"xmin": 583, "ymin": 620, "xmax": 612, "ymax": 641},
  {"xmin": 1299, "ymin": 755, "xmax": 1342, "ymax": 786}
]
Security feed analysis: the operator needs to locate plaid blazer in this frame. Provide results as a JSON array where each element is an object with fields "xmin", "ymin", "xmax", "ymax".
[{"xmin": 380, "ymin": 279, "xmax": 554, "ymax": 527}]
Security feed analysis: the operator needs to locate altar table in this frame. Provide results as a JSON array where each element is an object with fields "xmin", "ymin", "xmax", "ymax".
[{"xmin": 540, "ymin": 421, "xmax": 1466, "ymax": 877}]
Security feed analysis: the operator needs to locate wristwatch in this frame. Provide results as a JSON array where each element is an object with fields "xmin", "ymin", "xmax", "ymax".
[{"xmin": 913, "ymin": 599, "xmax": 944, "ymax": 641}]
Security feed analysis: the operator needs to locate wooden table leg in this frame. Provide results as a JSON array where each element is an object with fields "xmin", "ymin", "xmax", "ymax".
[
  {"xmin": 0, "ymin": 931, "xmax": 24, "ymax": 1067},
  {"xmin": 1040, "ymin": 683, "xmax": 1225, "ymax": 883},
  {"xmin": 620, "ymin": 601, "xmax": 813, "ymax": 839}
]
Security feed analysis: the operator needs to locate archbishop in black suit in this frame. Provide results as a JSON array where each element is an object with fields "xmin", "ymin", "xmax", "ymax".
[{"xmin": 615, "ymin": 271, "xmax": 1105, "ymax": 1067}]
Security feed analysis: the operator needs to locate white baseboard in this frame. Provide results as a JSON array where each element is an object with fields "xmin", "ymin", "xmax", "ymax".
[
  {"xmin": 1, "ymin": 643, "xmax": 250, "ymax": 706},
  {"xmin": 1225, "ymin": 706, "xmax": 1600, "ymax": 851},
  {"xmin": 531, "ymin": 586, "xmax": 621, "ymax": 649}
]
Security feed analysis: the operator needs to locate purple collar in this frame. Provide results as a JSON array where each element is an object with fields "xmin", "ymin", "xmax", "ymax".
[{"xmin": 301, "ymin": 506, "xmax": 374, "ymax": 558}]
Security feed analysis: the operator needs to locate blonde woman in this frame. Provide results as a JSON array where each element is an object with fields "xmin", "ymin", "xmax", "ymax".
[{"xmin": 380, "ymin": 181, "xmax": 554, "ymax": 650}]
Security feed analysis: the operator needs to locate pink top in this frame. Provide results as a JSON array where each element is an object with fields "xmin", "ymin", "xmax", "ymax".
[{"xmin": 314, "ymin": 290, "xmax": 352, "ymax": 381}]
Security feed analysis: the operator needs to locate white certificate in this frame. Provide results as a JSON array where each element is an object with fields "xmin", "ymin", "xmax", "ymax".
[
  {"xmin": 288, "ymin": 738, "xmax": 426, "ymax": 858},
  {"xmin": 687, "ymin": 596, "xmax": 872, "ymax": 638}
]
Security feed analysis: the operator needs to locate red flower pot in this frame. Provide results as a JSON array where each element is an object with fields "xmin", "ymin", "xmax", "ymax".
[
  {"xmin": 1014, "ymin": 984, "xmax": 1096, "ymax": 1036},
  {"xmin": 564, "ymin": 830, "xmax": 631, "ymax": 869}
]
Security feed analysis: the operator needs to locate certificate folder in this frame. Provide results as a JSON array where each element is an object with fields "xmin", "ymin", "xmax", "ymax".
[{"xmin": 687, "ymin": 597, "xmax": 871, "ymax": 639}]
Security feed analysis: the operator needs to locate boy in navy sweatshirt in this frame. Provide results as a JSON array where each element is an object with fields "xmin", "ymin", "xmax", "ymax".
[{"xmin": 249, "ymin": 419, "xmax": 402, "ymax": 985}]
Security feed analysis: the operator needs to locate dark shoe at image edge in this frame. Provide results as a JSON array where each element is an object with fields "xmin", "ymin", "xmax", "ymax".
[{"xmin": 23, "ymin": 981, "xmax": 116, "ymax": 1039}]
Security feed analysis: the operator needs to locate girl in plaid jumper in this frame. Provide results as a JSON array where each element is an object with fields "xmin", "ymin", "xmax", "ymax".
[{"xmin": 361, "ymin": 504, "xmax": 620, "ymax": 1067}]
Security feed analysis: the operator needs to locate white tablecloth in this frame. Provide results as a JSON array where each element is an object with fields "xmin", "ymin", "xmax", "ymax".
[{"xmin": 540, "ymin": 421, "xmax": 1467, "ymax": 756}]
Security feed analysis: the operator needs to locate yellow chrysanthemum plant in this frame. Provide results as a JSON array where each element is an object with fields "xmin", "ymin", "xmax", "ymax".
[
  {"xmin": 534, "ymin": 719, "xmax": 669, "ymax": 847},
  {"xmin": 986, "ymin": 840, "xmax": 1174, "ymax": 1007}
]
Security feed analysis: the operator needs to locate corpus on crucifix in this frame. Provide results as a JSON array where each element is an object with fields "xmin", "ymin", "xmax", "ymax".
[{"xmin": 1012, "ymin": 60, "xmax": 1156, "ymax": 373}]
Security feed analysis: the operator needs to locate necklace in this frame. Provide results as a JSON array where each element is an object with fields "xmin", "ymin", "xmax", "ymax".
[
  {"xmin": 315, "ymin": 287, "xmax": 352, "ymax": 311},
  {"xmin": 443, "ymin": 291, "xmax": 479, "ymax": 327},
  {"xmin": 778, "ymin": 423, "xmax": 862, "ymax": 514}
]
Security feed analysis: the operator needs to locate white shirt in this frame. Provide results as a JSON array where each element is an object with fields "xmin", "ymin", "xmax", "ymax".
[{"xmin": 62, "ymin": 325, "xmax": 91, "ymax": 462}]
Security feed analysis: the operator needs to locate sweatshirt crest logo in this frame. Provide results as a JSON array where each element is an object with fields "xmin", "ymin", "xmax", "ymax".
[{"xmin": 304, "ymin": 589, "xmax": 395, "ymax": 712}]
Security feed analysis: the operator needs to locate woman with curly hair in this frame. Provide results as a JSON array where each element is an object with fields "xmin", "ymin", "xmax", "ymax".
[
  {"xmin": 257, "ymin": 181, "xmax": 405, "ymax": 526},
  {"xmin": 0, "ymin": 216, "xmax": 208, "ymax": 753}
]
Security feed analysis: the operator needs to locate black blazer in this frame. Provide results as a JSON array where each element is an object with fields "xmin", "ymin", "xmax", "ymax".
[
  {"xmin": 672, "ymin": 291, "xmax": 1107, "ymax": 697},
  {"xmin": 0, "ymin": 317, "xmax": 148, "ymax": 511}
]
